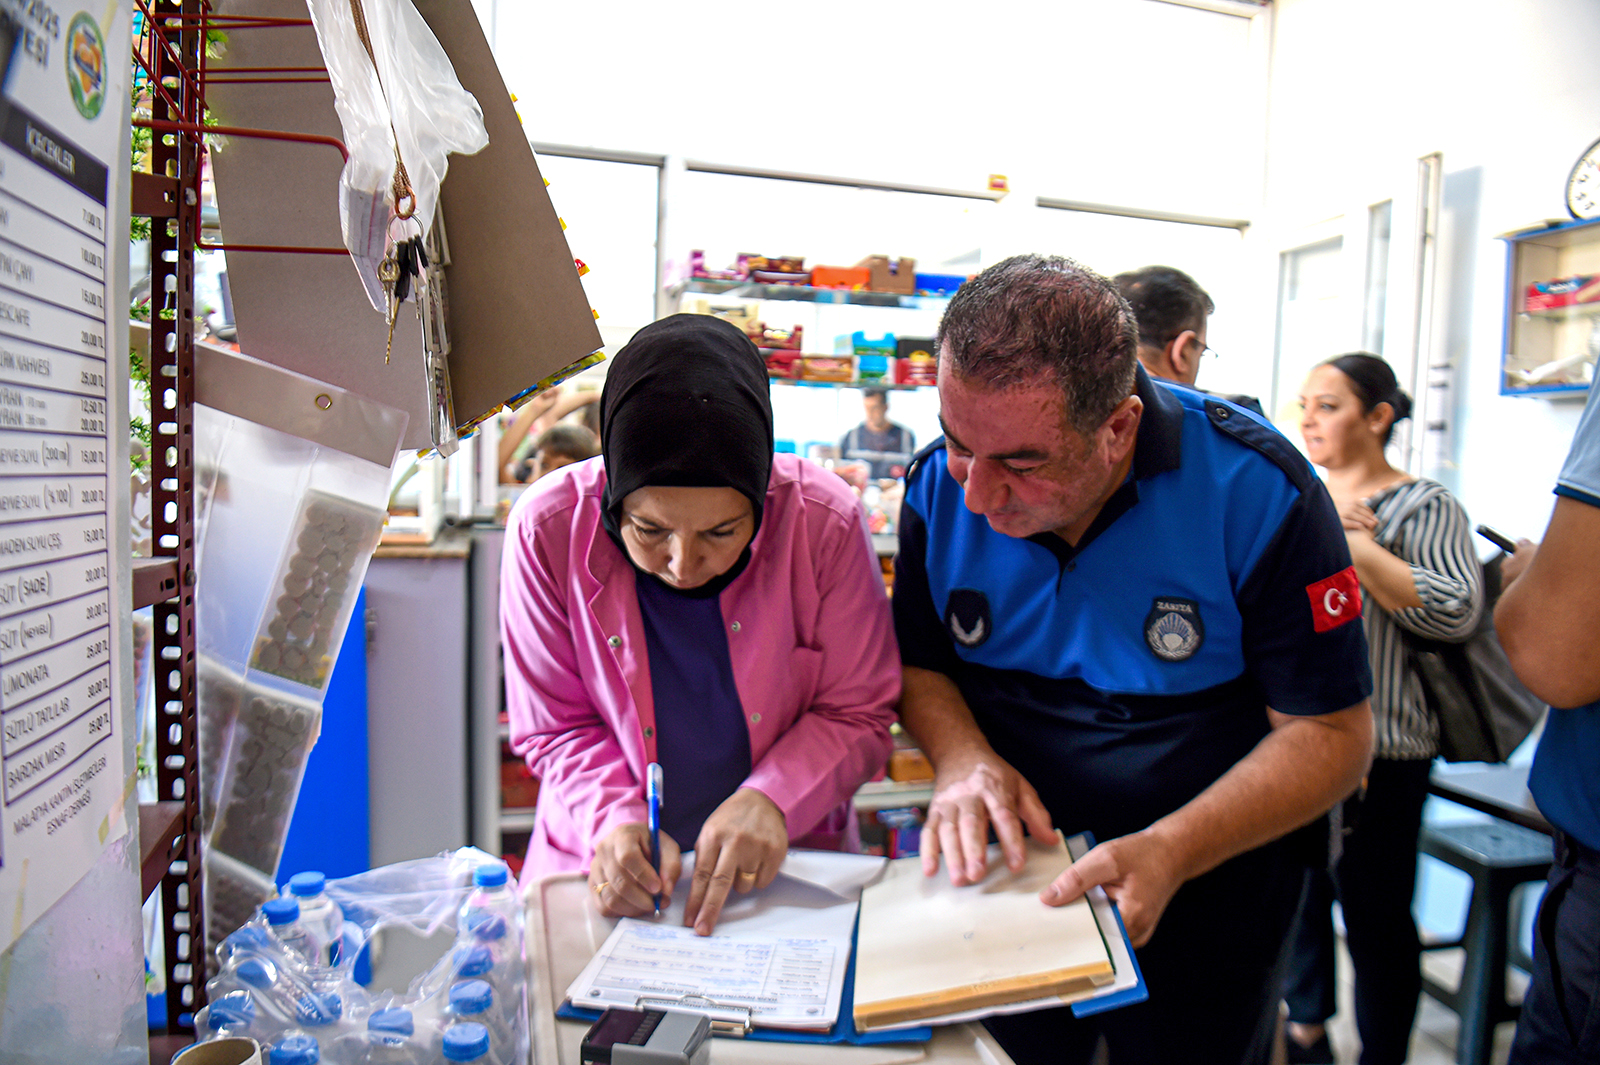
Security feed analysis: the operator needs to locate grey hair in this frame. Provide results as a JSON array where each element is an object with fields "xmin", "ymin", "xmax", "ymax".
[{"xmin": 936, "ymin": 254, "xmax": 1139, "ymax": 434}]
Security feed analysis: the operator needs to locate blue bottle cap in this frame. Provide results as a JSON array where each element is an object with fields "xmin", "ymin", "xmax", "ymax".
[
  {"xmin": 206, "ymin": 990, "xmax": 255, "ymax": 1030},
  {"xmin": 454, "ymin": 944, "xmax": 494, "ymax": 978},
  {"xmin": 368, "ymin": 1006, "xmax": 415, "ymax": 1035},
  {"xmin": 465, "ymin": 912, "xmax": 507, "ymax": 942},
  {"xmin": 287, "ymin": 871, "xmax": 327, "ymax": 897},
  {"xmin": 295, "ymin": 990, "xmax": 342, "ymax": 1026},
  {"xmin": 448, "ymin": 978, "xmax": 494, "ymax": 1016},
  {"xmin": 472, "ymin": 863, "xmax": 509, "ymax": 888},
  {"xmin": 261, "ymin": 897, "xmax": 300, "ymax": 926},
  {"xmin": 236, "ymin": 957, "xmax": 276, "ymax": 990},
  {"xmin": 442, "ymin": 1022, "xmax": 491, "ymax": 1062},
  {"xmin": 223, "ymin": 925, "xmax": 272, "ymax": 953},
  {"xmin": 269, "ymin": 1033, "xmax": 321, "ymax": 1065}
]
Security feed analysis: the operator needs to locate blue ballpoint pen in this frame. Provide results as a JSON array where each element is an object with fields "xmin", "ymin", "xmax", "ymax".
[{"xmin": 647, "ymin": 762, "xmax": 664, "ymax": 917}]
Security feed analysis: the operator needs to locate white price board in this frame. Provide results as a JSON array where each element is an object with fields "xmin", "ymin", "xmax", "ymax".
[{"xmin": 0, "ymin": 0, "xmax": 128, "ymax": 954}]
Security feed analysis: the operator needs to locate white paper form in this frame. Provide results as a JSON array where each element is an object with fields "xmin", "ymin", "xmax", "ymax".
[{"xmin": 564, "ymin": 849, "xmax": 884, "ymax": 1030}]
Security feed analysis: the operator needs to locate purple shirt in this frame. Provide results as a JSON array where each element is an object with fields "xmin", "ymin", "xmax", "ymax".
[{"xmin": 635, "ymin": 576, "xmax": 752, "ymax": 848}]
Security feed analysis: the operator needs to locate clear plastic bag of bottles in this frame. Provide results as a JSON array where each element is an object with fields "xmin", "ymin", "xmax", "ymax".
[{"xmin": 194, "ymin": 848, "xmax": 526, "ymax": 1065}]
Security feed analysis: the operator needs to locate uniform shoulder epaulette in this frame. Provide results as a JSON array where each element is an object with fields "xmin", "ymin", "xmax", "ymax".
[{"xmin": 1202, "ymin": 400, "xmax": 1315, "ymax": 493}]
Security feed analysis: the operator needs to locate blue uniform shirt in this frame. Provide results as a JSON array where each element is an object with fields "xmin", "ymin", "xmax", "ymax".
[
  {"xmin": 1529, "ymin": 384, "xmax": 1600, "ymax": 852},
  {"xmin": 893, "ymin": 369, "xmax": 1373, "ymax": 842}
]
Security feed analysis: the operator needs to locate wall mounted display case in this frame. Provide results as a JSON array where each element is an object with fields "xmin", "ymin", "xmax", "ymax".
[{"xmin": 1500, "ymin": 216, "xmax": 1600, "ymax": 396}]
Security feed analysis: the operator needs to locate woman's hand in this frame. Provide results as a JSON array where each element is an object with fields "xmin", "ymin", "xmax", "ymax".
[
  {"xmin": 589, "ymin": 824, "xmax": 682, "ymax": 918},
  {"xmin": 683, "ymin": 788, "xmax": 788, "ymax": 935},
  {"xmin": 1337, "ymin": 499, "xmax": 1378, "ymax": 534}
]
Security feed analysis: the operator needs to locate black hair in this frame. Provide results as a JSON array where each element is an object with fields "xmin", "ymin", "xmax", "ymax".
[
  {"xmin": 1112, "ymin": 265, "xmax": 1215, "ymax": 350},
  {"xmin": 862, "ymin": 387, "xmax": 888, "ymax": 404},
  {"xmin": 1321, "ymin": 352, "xmax": 1414, "ymax": 447},
  {"xmin": 532, "ymin": 422, "xmax": 599, "ymax": 463},
  {"xmin": 936, "ymin": 254, "xmax": 1138, "ymax": 435}
]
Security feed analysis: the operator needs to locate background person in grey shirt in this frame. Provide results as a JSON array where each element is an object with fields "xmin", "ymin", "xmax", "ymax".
[{"xmin": 840, "ymin": 388, "xmax": 916, "ymax": 480}]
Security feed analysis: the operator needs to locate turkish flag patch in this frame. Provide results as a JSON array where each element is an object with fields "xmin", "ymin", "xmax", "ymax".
[{"xmin": 1306, "ymin": 567, "xmax": 1361, "ymax": 633}]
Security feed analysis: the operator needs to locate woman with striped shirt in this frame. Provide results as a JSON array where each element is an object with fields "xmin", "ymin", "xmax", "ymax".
[{"xmin": 1283, "ymin": 353, "xmax": 1483, "ymax": 1065}]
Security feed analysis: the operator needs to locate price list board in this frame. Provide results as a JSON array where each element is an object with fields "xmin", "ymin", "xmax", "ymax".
[{"xmin": 0, "ymin": 1, "xmax": 128, "ymax": 954}]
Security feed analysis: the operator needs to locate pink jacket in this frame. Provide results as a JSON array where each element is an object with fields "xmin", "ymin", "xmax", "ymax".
[{"xmin": 500, "ymin": 453, "xmax": 900, "ymax": 877}]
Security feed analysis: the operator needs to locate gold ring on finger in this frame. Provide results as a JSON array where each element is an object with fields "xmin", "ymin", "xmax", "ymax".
[
  {"xmin": 592, "ymin": 880, "xmax": 609, "ymax": 896},
  {"xmin": 737, "ymin": 870, "xmax": 757, "ymax": 884}
]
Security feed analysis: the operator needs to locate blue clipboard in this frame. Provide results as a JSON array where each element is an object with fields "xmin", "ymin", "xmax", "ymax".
[
  {"xmin": 1066, "ymin": 831, "xmax": 1148, "ymax": 1018},
  {"xmin": 557, "ymin": 915, "xmax": 933, "ymax": 1046}
]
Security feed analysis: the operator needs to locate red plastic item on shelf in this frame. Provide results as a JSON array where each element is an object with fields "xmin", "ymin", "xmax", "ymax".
[{"xmin": 811, "ymin": 265, "xmax": 871, "ymax": 289}]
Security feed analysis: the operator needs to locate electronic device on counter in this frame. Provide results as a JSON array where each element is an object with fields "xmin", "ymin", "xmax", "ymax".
[{"xmin": 581, "ymin": 1007, "xmax": 712, "ymax": 1065}]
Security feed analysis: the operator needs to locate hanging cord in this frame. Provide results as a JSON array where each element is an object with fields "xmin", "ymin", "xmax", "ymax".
[{"xmin": 346, "ymin": 0, "xmax": 417, "ymax": 218}]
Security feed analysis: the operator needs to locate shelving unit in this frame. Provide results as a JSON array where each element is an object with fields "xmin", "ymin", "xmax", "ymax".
[{"xmin": 1500, "ymin": 216, "xmax": 1600, "ymax": 396}]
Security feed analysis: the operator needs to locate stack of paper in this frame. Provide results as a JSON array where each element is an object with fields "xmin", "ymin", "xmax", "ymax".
[{"xmin": 853, "ymin": 837, "xmax": 1116, "ymax": 1029}]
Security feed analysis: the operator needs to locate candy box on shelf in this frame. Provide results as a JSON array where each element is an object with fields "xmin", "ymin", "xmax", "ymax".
[
  {"xmin": 1526, "ymin": 275, "xmax": 1600, "ymax": 311},
  {"xmin": 856, "ymin": 254, "xmax": 917, "ymax": 294},
  {"xmin": 743, "ymin": 254, "xmax": 806, "ymax": 274},
  {"xmin": 857, "ymin": 355, "xmax": 891, "ymax": 383},
  {"xmin": 751, "ymin": 323, "xmax": 804, "ymax": 350},
  {"xmin": 764, "ymin": 350, "xmax": 804, "ymax": 379},
  {"xmin": 802, "ymin": 356, "xmax": 855, "ymax": 383},
  {"xmin": 811, "ymin": 265, "xmax": 870, "ymax": 289},
  {"xmin": 836, "ymin": 330, "xmax": 896, "ymax": 356},
  {"xmin": 915, "ymin": 272, "xmax": 968, "ymax": 296}
]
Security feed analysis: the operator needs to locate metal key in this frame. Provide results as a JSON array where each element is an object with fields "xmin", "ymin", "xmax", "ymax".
[{"xmin": 378, "ymin": 253, "xmax": 401, "ymax": 364}]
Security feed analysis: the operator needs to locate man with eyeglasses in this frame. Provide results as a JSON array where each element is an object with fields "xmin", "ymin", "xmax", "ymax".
[{"xmin": 1114, "ymin": 265, "xmax": 1263, "ymax": 415}]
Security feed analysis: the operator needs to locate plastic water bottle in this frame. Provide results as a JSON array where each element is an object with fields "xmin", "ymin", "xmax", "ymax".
[
  {"xmin": 287, "ymin": 871, "xmax": 344, "ymax": 967},
  {"xmin": 457, "ymin": 863, "xmax": 520, "ymax": 946},
  {"xmin": 232, "ymin": 956, "xmax": 299, "ymax": 1042},
  {"xmin": 356, "ymin": 1007, "xmax": 427, "ymax": 1065},
  {"xmin": 441, "ymin": 1022, "xmax": 491, "ymax": 1064},
  {"xmin": 445, "ymin": 981, "xmax": 510, "ymax": 1064},
  {"xmin": 199, "ymin": 989, "xmax": 256, "ymax": 1038},
  {"xmin": 269, "ymin": 1032, "xmax": 322, "ymax": 1065},
  {"xmin": 455, "ymin": 863, "xmax": 525, "ymax": 1065},
  {"xmin": 294, "ymin": 989, "xmax": 343, "ymax": 1030},
  {"xmin": 262, "ymin": 896, "xmax": 316, "ymax": 964},
  {"xmin": 218, "ymin": 923, "xmax": 274, "ymax": 964}
]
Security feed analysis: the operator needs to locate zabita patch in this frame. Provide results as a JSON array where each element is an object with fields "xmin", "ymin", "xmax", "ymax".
[{"xmin": 1145, "ymin": 598, "xmax": 1205, "ymax": 661}]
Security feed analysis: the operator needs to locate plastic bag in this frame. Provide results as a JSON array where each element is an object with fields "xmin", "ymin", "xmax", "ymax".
[
  {"xmin": 304, "ymin": 0, "xmax": 488, "ymax": 310},
  {"xmin": 195, "ymin": 849, "xmax": 524, "ymax": 1063}
]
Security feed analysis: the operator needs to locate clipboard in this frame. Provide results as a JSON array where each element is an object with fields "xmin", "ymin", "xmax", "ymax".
[{"xmin": 852, "ymin": 832, "xmax": 1147, "ymax": 1031}]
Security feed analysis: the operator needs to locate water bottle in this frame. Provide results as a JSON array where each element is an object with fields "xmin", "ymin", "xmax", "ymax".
[
  {"xmin": 457, "ymin": 863, "xmax": 520, "ymax": 946},
  {"xmin": 218, "ymin": 923, "xmax": 274, "ymax": 964},
  {"xmin": 269, "ymin": 1032, "xmax": 322, "ymax": 1065},
  {"xmin": 455, "ymin": 863, "xmax": 525, "ymax": 1065},
  {"xmin": 294, "ymin": 989, "xmax": 343, "ymax": 1030},
  {"xmin": 232, "ymin": 956, "xmax": 299, "ymax": 1043},
  {"xmin": 352, "ymin": 1007, "xmax": 427, "ymax": 1065},
  {"xmin": 445, "ymin": 981, "xmax": 511, "ymax": 1065},
  {"xmin": 199, "ymin": 989, "xmax": 256, "ymax": 1038},
  {"xmin": 287, "ymin": 871, "xmax": 344, "ymax": 967},
  {"xmin": 262, "ymin": 896, "xmax": 315, "ymax": 965},
  {"xmin": 441, "ymin": 1022, "xmax": 491, "ymax": 1064}
]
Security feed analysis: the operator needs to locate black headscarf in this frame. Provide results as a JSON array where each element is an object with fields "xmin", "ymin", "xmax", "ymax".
[{"xmin": 600, "ymin": 314, "xmax": 774, "ymax": 598}]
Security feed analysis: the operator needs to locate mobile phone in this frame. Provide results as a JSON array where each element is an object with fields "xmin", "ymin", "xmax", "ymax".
[{"xmin": 1475, "ymin": 525, "xmax": 1518, "ymax": 553}]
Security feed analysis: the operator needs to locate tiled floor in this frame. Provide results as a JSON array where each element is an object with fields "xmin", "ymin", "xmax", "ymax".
[{"xmin": 1294, "ymin": 941, "xmax": 1524, "ymax": 1064}]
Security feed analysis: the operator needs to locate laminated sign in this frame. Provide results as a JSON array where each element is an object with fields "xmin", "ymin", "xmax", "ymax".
[{"xmin": 0, "ymin": 0, "xmax": 132, "ymax": 953}]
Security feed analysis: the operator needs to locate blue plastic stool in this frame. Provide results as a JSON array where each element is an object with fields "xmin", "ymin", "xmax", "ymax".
[{"xmin": 1419, "ymin": 819, "xmax": 1552, "ymax": 1065}]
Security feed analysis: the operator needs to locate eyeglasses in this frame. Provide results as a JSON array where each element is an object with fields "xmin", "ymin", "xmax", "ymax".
[{"xmin": 1201, "ymin": 345, "xmax": 1222, "ymax": 360}]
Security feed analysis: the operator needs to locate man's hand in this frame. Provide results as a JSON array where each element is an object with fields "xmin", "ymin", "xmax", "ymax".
[
  {"xmin": 1038, "ymin": 829, "xmax": 1185, "ymax": 948},
  {"xmin": 1500, "ymin": 538, "xmax": 1537, "ymax": 587},
  {"xmin": 589, "ymin": 824, "xmax": 682, "ymax": 918},
  {"xmin": 683, "ymin": 788, "xmax": 788, "ymax": 936},
  {"xmin": 921, "ymin": 749, "xmax": 1054, "ymax": 886}
]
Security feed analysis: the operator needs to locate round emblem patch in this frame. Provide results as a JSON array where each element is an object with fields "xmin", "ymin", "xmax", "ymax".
[
  {"xmin": 944, "ymin": 588, "xmax": 992, "ymax": 649},
  {"xmin": 66, "ymin": 13, "xmax": 107, "ymax": 120},
  {"xmin": 1145, "ymin": 597, "xmax": 1204, "ymax": 662}
]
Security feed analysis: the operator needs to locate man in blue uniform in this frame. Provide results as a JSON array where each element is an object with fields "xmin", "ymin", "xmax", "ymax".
[
  {"xmin": 1498, "ymin": 383, "xmax": 1600, "ymax": 1065},
  {"xmin": 894, "ymin": 255, "xmax": 1375, "ymax": 1064}
]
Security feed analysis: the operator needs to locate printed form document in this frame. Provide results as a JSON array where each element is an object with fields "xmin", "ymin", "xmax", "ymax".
[{"xmin": 564, "ymin": 850, "xmax": 884, "ymax": 1031}]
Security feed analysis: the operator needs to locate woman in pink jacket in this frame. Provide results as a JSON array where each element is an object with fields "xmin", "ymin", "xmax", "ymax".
[{"xmin": 500, "ymin": 314, "xmax": 900, "ymax": 934}]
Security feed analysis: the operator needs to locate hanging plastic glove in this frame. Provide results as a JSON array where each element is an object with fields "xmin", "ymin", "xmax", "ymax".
[{"xmin": 304, "ymin": 0, "xmax": 489, "ymax": 312}]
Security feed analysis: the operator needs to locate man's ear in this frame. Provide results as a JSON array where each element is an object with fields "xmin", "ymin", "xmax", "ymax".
[
  {"xmin": 1098, "ymin": 394, "xmax": 1144, "ymax": 460},
  {"xmin": 1165, "ymin": 330, "xmax": 1199, "ymax": 383}
]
